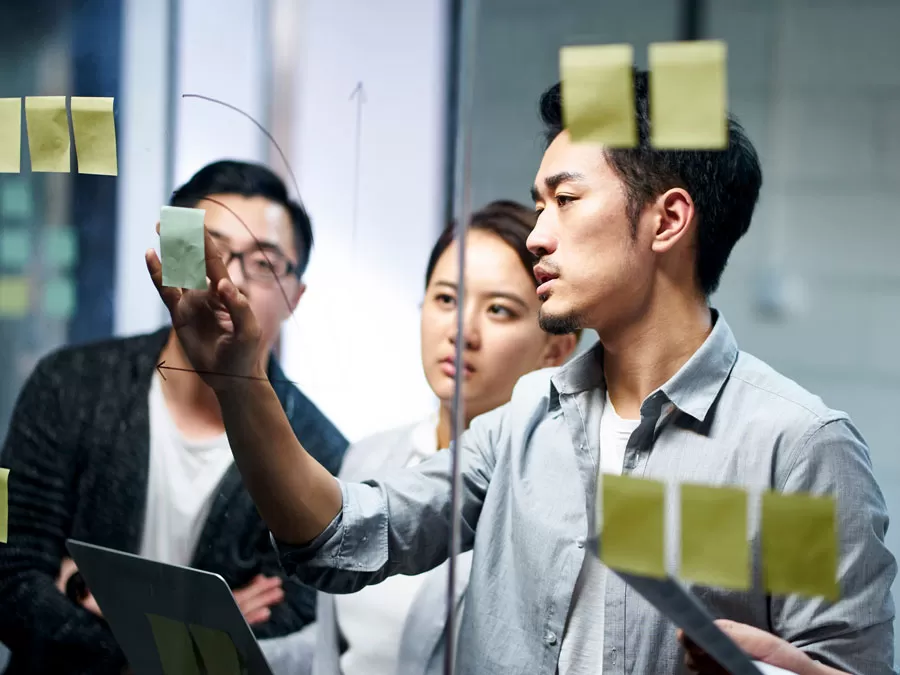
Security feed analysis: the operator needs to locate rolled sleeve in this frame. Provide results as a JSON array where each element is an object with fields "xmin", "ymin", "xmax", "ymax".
[{"xmin": 773, "ymin": 417, "xmax": 896, "ymax": 675}]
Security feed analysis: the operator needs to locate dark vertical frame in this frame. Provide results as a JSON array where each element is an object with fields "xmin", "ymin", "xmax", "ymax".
[
  {"xmin": 68, "ymin": 0, "xmax": 122, "ymax": 344},
  {"xmin": 440, "ymin": 0, "xmax": 464, "ymax": 230},
  {"xmin": 679, "ymin": 0, "xmax": 706, "ymax": 41}
]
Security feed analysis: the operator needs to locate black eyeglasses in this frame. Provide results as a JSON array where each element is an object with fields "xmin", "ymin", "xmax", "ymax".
[{"xmin": 220, "ymin": 248, "xmax": 300, "ymax": 284}]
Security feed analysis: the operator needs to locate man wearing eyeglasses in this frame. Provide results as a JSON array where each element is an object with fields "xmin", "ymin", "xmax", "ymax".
[{"xmin": 0, "ymin": 160, "xmax": 348, "ymax": 675}]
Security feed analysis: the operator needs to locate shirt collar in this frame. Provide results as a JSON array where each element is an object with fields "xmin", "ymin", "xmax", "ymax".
[{"xmin": 549, "ymin": 309, "xmax": 739, "ymax": 423}]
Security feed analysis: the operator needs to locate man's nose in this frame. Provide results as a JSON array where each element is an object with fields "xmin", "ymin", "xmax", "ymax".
[{"xmin": 527, "ymin": 217, "xmax": 557, "ymax": 258}]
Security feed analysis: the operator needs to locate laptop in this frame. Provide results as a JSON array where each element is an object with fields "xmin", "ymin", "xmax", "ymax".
[{"xmin": 67, "ymin": 539, "xmax": 274, "ymax": 675}]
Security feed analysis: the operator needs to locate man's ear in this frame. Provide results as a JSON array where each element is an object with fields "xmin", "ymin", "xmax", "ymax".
[
  {"xmin": 542, "ymin": 332, "xmax": 579, "ymax": 367},
  {"xmin": 287, "ymin": 282, "xmax": 307, "ymax": 316},
  {"xmin": 651, "ymin": 188, "xmax": 694, "ymax": 254}
]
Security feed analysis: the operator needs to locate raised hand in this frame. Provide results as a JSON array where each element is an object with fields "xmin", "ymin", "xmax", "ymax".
[{"xmin": 145, "ymin": 226, "xmax": 264, "ymax": 391}]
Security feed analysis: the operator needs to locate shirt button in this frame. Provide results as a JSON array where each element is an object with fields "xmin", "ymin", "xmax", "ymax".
[
  {"xmin": 544, "ymin": 631, "xmax": 558, "ymax": 646},
  {"xmin": 576, "ymin": 538, "xmax": 585, "ymax": 549}
]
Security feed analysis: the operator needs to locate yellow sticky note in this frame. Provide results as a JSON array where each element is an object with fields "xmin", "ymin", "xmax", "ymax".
[
  {"xmin": 25, "ymin": 97, "xmax": 70, "ymax": 172},
  {"xmin": 147, "ymin": 614, "xmax": 202, "ymax": 675},
  {"xmin": 761, "ymin": 491, "xmax": 838, "ymax": 600},
  {"xmin": 680, "ymin": 483, "xmax": 749, "ymax": 590},
  {"xmin": 0, "ymin": 98, "xmax": 22, "ymax": 173},
  {"xmin": 70, "ymin": 97, "xmax": 117, "ymax": 176},
  {"xmin": 560, "ymin": 44, "xmax": 636, "ymax": 147},
  {"xmin": 0, "ymin": 468, "xmax": 9, "ymax": 543},
  {"xmin": 189, "ymin": 624, "xmax": 242, "ymax": 675},
  {"xmin": 648, "ymin": 40, "xmax": 728, "ymax": 149},
  {"xmin": 0, "ymin": 276, "xmax": 29, "ymax": 317},
  {"xmin": 601, "ymin": 474, "xmax": 666, "ymax": 578}
]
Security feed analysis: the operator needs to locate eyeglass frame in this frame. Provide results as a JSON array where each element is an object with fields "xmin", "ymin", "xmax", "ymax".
[{"xmin": 219, "ymin": 246, "xmax": 303, "ymax": 283}]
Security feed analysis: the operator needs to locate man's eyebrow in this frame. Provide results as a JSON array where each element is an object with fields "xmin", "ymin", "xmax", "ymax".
[{"xmin": 532, "ymin": 171, "xmax": 588, "ymax": 202}]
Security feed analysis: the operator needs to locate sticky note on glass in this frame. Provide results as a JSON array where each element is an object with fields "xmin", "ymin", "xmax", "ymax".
[
  {"xmin": 189, "ymin": 624, "xmax": 242, "ymax": 675},
  {"xmin": 147, "ymin": 614, "xmax": 202, "ymax": 675},
  {"xmin": 1, "ymin": 179, "xmax": 32, "ymax": 220},
  {"xmin": 600, "ymin": 474, "xmax": 666, "ymax": 578},
  {"xmin": 160, "ymin": 206, "xmax": 207, "ymax": 289},
  {"xmin": 680, "ymin": 483, "xmax": 749, "ymax": 590},
  {"xmin": 0, "ymin": 276, "xmax": 29, "ymax": 317},
  {"xmin": 0, "ymin": 228, "xmax": 31, "ymax": 270},
  {"xmin": 44, "ymin": 227, "xmax": 78, "ymax": 268},
  {"xmin": 648, "ymin": 40, "xmax": 728, "ymax": 149},
  {"xmin": 25, "ymin": 97, "xmax": 70, "ymax": 173},
  {"xmin": 0, "ymin": 468, "xmax": 9, "ymax": 543},
  {"xmin": 43, "ymin": 278, "xmax": 76, "ymax": 319},
  {"xmin": 70, "ymin": 97, "xmax": 117, "ymax": 176},
  {"xmin": 560, "ymin": 44, "xmax": 636, "ymax": 147},
  {"xmin": 0, "ymin": 98, "xmax": 21, "ymax": 173},
  {"xmin": 761, "ymin": 491, "xmax": 838, "ymax": 600}
]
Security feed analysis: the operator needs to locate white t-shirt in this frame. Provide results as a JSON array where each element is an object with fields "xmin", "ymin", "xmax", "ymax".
[
  {"xmin": 335, "ymin": 416, "xmax": 438, "ymax": 675},
  {"xmin": 557, "ymin": 391, "xmax": 640, "ymax": 674},
  {"xmin": 138, "ymin": 373, "xmax": 235, "ymax": 566}
]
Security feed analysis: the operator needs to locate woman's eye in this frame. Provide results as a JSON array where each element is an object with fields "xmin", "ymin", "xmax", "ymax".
[
  {"xmin": 488, "ymin": 304, "xmax": 514, "ymax": 318},
  {"xmin": 436, "ymin": 293, "xmax": 456, "ymax": 306}
]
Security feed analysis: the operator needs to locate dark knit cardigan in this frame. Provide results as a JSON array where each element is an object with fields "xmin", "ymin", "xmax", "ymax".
[{"xmin": 0, "ymin": 328, "xmax": 348, "ymax": 674}]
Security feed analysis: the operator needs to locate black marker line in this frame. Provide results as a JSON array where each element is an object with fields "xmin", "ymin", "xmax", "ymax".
[{"xmin": 156, "ymin": 360, "xmax": 297, "ymax": 386}]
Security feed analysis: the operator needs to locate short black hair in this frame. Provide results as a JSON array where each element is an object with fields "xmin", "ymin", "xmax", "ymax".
[
  {"xmin": 170, "ymin": 160, "xmax": 314, "ymax": 277},
  {"xmin": 425, "ymin": 200, "xmax": 538, "ymax": 290},
  {"xmin": 539, "ymin": 70, "xmax": 762, "ymax": 296}
]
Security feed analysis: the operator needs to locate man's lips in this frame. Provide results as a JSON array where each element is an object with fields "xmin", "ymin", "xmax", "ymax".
[{"xmin": 533, "ymin": 265, "xmax": 557, "ymax": 286}]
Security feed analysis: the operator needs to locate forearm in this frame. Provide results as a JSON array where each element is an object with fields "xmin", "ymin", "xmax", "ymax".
[{"xmin": 216, "ymin": 378, "xmax": 342, "ymax": 545}]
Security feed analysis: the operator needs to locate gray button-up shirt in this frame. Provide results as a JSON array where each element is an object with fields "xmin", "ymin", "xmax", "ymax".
[{"xmin": 277, "ymin": 312, "xmax": 896, "ymax": 674}]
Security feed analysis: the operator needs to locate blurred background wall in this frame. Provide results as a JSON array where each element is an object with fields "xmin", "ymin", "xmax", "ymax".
[{"xmin": 0, "ymin": 0, "xmax": 898, "ymax": 663}]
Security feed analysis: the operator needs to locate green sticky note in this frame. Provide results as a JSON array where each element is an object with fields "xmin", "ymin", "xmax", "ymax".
[
  {"xmin": 680, "ymin": 483, "xmax": 749, "ymax": 590},
  {"xmin": 0, "ymin": 276, "xmax": 29, "ymax": 317},
  {"xmin": 648, "ymin": 40, "xmax": 728, "ymax": 149},
  {"xmin": 601, "ymin": 474, "xmax": 666, "ymax": 578},
  {"xmin": 761, "ymin": 491, "xmax": 839, "ymax": 600},
  {"xmin": 0, "ymin": 228, "xmax": 31, "ymax": 270},
  {"xmin": 1, "ymin": 179, "xmax": 32, "ymax": 220},
  {"xmin": 43, "ymin": 278, "xmax": 75, "ymax": 319},
  {"xmin": 147, "ymin": 614, "xmax": 202, "ymax": 675},
  {"xmin": 0, "ymin": 468, "xmax": 9, "ymax": 543},
  {"xmin": 70, "ymin": 97, "xmax": 117, "ymax": 176},
  {"xmin": 560, "ymin": 44, "xmax": 636, "ymax": 147},
  {"xmin": 189, "ymin": 624, "xmax": 242, "ymax": 675},
  {"xmin": 0, "ymin": 98, "xmax": 21, "ymax": 173},
  {"xmin": 44, "ymin": 227, "xmax": 78, "ymax": 268},
  {"xmin": 25, "ymin": 97, "xmax": 70, "ymax": 173},
  {"xmin": 160, "ymin": 206, "xmax": 207, "ymax": 290}
]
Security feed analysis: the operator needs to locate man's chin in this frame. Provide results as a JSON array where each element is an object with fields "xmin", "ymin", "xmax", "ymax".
[{"xmin": 539, "ymin": 307, "xmax": 581, "ymax": 335}]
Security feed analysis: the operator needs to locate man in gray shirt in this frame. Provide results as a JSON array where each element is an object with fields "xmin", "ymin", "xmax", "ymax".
[{"xmin": 145, "ymin": 71, "xmax": 895, "ymax": 674}]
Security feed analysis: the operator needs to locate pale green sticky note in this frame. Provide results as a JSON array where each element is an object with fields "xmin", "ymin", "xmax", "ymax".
[
  {"xmin": 0, "ymin": 468, "xmax": 9, "ymax": 543},
  {"xmin": 160, "ymin": 206, "xmax": 207, "ymax": 289},
  {"xmin": 0, "ymin": 98, "xmax": 21, "ymax": 173},
  {"xmin": 560, "ymin": 44, "xmax": 636, "ymax": 147},
  {"xmin": 601, "ymin": 474, "xmax": 666, "ymax": 578},
  {"xmin": 761, "ymin": 491, "xmax": 839, "ymax": 600},
  {"xmin": 680, "ymin": 483, "xmax": 749, "ymax": 590},
  {"xmin": 0, "ymin": 228, "xmax": 31, "ymax": 270},
  {"xmin": 43, "ymin": 278, "xmax": 75, "ymax": 319},
  {"xmin": 147, "ymin": 614, "xmax": 202, "ymax": 675},
  {"xmin": 44, "ymin": 227, "xmax": 78, "ymax": 268},
  {"xmin": 649, "ymin": 40, "xmax": 728, "ymax": 149},
  {"xmin": 189, "ymin": 624, "xmax": 242, "ymax": 675},
  {"xmin": 1, "ymin": 179, "xmax": 32, "ymax": 220},
  {"xmin": 25, "ymin": 97, "xmax": 70, "ymax": 173},
  {"xmin": 0, "ymin": 276, "xmax": 29, "ymax": 317},
  {"xmin": 70, "ymin": 97, "xmax": 117, "ymax": 176}
]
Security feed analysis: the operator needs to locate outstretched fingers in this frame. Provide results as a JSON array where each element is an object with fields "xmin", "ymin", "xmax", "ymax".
[{"xmin": 145, "ymin": 248, "xmax": 183, "ymax": 314}]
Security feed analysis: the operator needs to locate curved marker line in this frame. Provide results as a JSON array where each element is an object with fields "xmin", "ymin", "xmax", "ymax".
[
  {"xmin": 181, "ymin": 93, "xmax": 303, "ymax": 204},
  {"xmin": 156, "ymin": 361, "xmax": 297, "ymax": 386}
]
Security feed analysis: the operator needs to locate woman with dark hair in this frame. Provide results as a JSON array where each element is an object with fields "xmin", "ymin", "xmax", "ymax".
[{"xmin": 260, "ymin": 200, "xmax": 578, "ymax": 675}]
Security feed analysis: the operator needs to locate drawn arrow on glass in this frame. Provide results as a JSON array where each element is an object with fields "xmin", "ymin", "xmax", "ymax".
[
  {"xmin": 156, "ymin": 360, "xmax": 298, "ymax": 386},
  {"xmin": 349, "ymin": 81, "xmax": 367, "ymax": 245}
]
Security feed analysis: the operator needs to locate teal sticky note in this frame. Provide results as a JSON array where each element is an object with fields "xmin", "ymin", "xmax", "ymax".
[
  {"xmin": 160, "ymin": 206, "xmax": 206, "ymax": 289},
  {"xmin": 44, "ymin": 227, "xmax": 77, "ymax": 269},
  {"xmin": 146, "ymin": 614, "xmax": 202, "ymax": 675},
  {"xmin": 0, "ymin": 179, "xmax": 32, "ymax": 220},
  {"xmin": 189, "ymin": 624, "xmax": 242, "ymax": 675},
  {"xmin": 0, "ymin": 228, "xmax": 31, "ymax": 270},
  {"xmin": 43, "ymin": 278, "xmax": 75, "ymax": 319}
]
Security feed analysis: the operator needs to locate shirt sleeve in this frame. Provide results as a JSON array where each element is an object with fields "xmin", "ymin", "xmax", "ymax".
[
  {"xmin": 273, "ymin": 405, "xmax": 501, "ymax": 595},
  {"xmin": 772, "ymin": 417, "xmax": 896, "ymax": 675}
]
